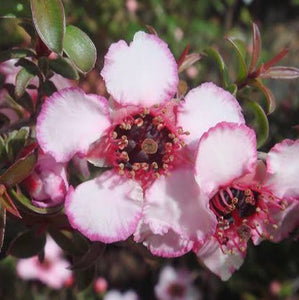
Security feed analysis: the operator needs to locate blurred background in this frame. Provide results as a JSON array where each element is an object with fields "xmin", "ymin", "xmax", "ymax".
[{"xmin": 1, "ymin": 0, "xmax": 299, "ymax": 299}]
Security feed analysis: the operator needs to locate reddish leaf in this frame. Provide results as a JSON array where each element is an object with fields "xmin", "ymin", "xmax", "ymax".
[
  {"xmin": 177, "ymin": 44, "xmax": 190, "ymax": 68},
  {"xmin": 259, "ymin": 66, "xmax": 299, "ymax": 79},
  {"xmin": 0, "ymin": 204, "xmax": 6, "ymax": 252},
  {"xmin": 251, "ymin": 79, "xmax": 276, "ymax": 114},
  {"xmin": 249, "ymin": 22, "xmax": 262, "ymax": 73},
  {"xmin": 0, "ymin": 185, "xmax": 21, "ymax": 218},
  {"xmin": 178, "ymin": 53, "xmax": 202, "ymax": 73},
  {"xmin": 145, "ymin": 25, "xmax": 158, "ymax": 36},
  {"xmin": 262, "ymin": 48, "xmax": 289, "ymax": 71}
]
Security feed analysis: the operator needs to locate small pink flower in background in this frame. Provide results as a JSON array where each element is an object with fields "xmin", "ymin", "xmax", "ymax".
[
  {"xmin": 94, "ymin": 276, "xmax": 108, "ymax": 294},
  {"xmin": 126, "ymin": 0, "xmax": 138, "ymax": 13},
  {"xmin": 36, "ymin": 31, "xmax": 245, "ymax": 257},
  {"xmin": 17, "ymin": 237, "xmax": 72, "ymax": 289},
  {"xmin": 174, "ymin": 27, "xmax": 184, "ymax": 42},
  {"xmin": 104, "ymin": 290, "xmax": 139, "ymax": 300},
  {"xmin": 155, "ymin": 265, "xmax": 201, "ymax": 300},
  {"xmin": 22, "ymin": 152, "xmax": 68, "ymax": 208},
  {"xmin": 186, "ymin": 66, "xmax": 198, "ymax": 80},
  {"xmin": 193, "ymin": 123, "xmax": 299, "ymax": 280}
]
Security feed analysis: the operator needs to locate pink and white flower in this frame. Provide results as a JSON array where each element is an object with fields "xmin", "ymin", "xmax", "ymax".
[
  {"xmin": 193, "ymin": 123, "xmax": 299, "ymax": 280},
  {"xmin": 22, "ymin": 152, "xmax": 68, "ymax": 207},
  {"xmin": 16, "ymin": 236, "xmax": 72, "ymax": 289},
  {"xmin": 36, "ymin": 31, "xmax": 245, "ymax": 256},
  {"xmin": 155, "ymin": 265, "xmax": 201, "ymax": 300}
]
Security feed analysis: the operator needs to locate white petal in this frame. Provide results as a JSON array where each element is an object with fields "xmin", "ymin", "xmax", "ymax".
[
  {"xmin": 178, "ymin": 82, "xmax": 245, "ymax": 150},
  {"xmin": 195, "ymin": 123, "xmax": 257, "ymax": 196},
  {"xmin": 134, "ymin": 222, "xmax": 193, "ymax": 257},
  {"xmin": 65, "ymin": 170, "xmax": 143, "ymax": 243},
  {"xmin": 37, "ymin": 88, "xmax": 110, "ymax": 162},
  {"xmin": 264, "ymin": 139, "xmax": 299, "ymax": 198},
  {"xmin": 101, "ymin": 31, "xmax": 178, "ymax": 106},
  {"xmin": 143, "ymin": 167, "xmax": 217, "ymax": 241},
  {"xmin": 195, "ymin": 237, "xmax": 244, "ymax": 281}
]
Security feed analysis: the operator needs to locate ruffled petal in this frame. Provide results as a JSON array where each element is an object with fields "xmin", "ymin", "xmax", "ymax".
[
  {"xmin": 37, "ymin": 88, "xmax": 110, "ymax": 162},
  {"xmin": 65, "ymin": 170, "xmax": 143, "ymax": 243},
  {"xmin": 264, "ymin": 139, "xmax": 299, "ymax": 199},
  {"xmin": 195, "ymin": 122, "xmax": 257, "ymax": 196},
  {"xmin": 177, "ymin": 82, "xmax": 245, "ymax": 149},
  {"xmin": 195, "ymin": 237, "xmax": 244, "ymax": 281},
  {"xmin": 101, "ymin": 31, "xmax": 178, "ymax": 107},
  {"xmin": 134, "ymin": 222, "xmax": 193, "ymax": 257},
  {"xmin": 143, "ymin": 167, "xmax": 217, "ymax": 241}
]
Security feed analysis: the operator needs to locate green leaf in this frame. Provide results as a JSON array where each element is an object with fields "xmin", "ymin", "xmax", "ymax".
[
  {"xmin": 10, "ymin": 189, "xmax": 63, "ymax": 215},
  {"xmin": 15, "ymin": 58, "xmax": 39, "ymax": 76},
  {"xmin": 226, "ymin": 37, "xmax": 248, "ymax": 82},
  {"xmin": 0, "ymin": 203, "xmax": 6, "ymax": 252},
  {"xmin": 245, "ymin": 100, "xmax": 269, "ymax": 148},
  {"xmin": 70, "ymin": 242, "xmax": 105, "ymax": 270},
  {"xmin": 8, "ymin": 230, "xmax": 46, "ymax": 258},
  {"xmin": 64, "ymin": 25, "xmax": 97, "ymax": 73},
  {"xmin": 15, "ymin": 68, "xmax": 36, "ymax": 99},
  {"xmin": 49, "ymin": 57, "xmax": 79, "ymax": 80},
  {"xmin": 16, "ymin": 91, "xmax": 35, "ymax": 114},
  {"xmin": 42, "ymin": 80, "xmax": 58, "ymax": 97},
  {"xmin": 6, "ymin": 127, "xmax": 30, "ymax": 160},
  {"xmin": 204, "ymin": 47, "xmax": 229, "ymax": 87},
  {"xmin": 30, "ymin": 0, "xmax": 65, "ymax": 54},
  {"xmin": 0, "ymin": 147, "xmax": 37, "ymax": 188},
  {"xmin": 0, "ymin": 49, "xmax": 36, "ymax": 64}
]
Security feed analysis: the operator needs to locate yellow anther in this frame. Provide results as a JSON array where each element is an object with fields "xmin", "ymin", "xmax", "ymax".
[
  {"xmin": 134, "ymin": 118, "xmax": 144, "ymax": 127},
  {"xmin": 151, "ymin": 162, "xmax": 159, "ymax": 169},
  {"xmin": 119, "ymin": 163, "xmax": 125, "ymax": 170},
  {"xmin": 112, "ymin": 131, "xmax": 118, "ymax": 139}
]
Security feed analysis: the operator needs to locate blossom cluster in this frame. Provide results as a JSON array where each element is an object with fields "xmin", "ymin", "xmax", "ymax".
[{"xmin": 3, "ymin": 31, "xmax": 299, "ymax": 281}]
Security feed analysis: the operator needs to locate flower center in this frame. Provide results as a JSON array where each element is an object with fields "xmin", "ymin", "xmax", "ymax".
[
  {"xmin": 167, "ymin": 282, "xmax": 186, "ymax": 298},
  {"xmin": 109, "ymin": 109, "xmax": 186, "ymax": 186},
  {"xmin": 209, "ymin": 187, "xmax": 285, "ymax": 254}
]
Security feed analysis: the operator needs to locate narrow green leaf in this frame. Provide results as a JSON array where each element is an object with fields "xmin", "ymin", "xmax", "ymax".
[
  {"xmin": 70, "ymin": 242, "xmax": 105, "ymax": 271},
  {"xmin": 16, "ymin": 91, "xmax": 35, "ymax": 114},
  {"xmin": 42, "ymin": 80, "xmax": 58, "ymax": 97},
  {"xmin": 6, "ymin": 127, "xmax": 30, "ymax": 160},
  {"xmin": 0, "ymin": 203, "xmax": 6, "ymax": 252},
  {"xmin": 30, "ymin": 0, "xmax": 65, "ymax": 54},
  {"xmin": 204, "ymin": 47, "xmax": 229, "ymax": 87},
  {"xmin": 226, "ymin": 83, "xmax": 238, "ymax": 96},
  {"xmin": 226, "ymin": 37, "xmax": 248, "ymax": 82},
  {"xmin": 15, "ymin": 58, "xmax": 39, "ymax": 76},
  {"xmin": 245, "ymin": 100, "xmax": 269, "ymax": 148},
  {"xmin": 15, "ymin": 68, "xmax": 35, "ymax": 98},
  {"xmin": 8, "ymin": 230, "xmax": 46, "ymax": 258},
  {"xmin": 0, "ymin": 148, "xmax": 37, "ymax": 187},
  {"xmin": 64, "ymin": 25, "xmax": 97, "ymax": 73},
  {"xmin": 49, "ymin": 57, "xmax": 79, "ymax": 80},
  {"xmin": 0, "ymin": 49, "xmax": 36, "ymax": 64},
  {"xmin": 10, "ymin": 189, "xmax": 63, "ymax": 215}
]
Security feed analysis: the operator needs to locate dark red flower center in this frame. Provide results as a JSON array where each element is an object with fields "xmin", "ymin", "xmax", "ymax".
[
  {"xmin": 167, "ymin": 282, "xmax": 186, "ymax": 297},
  {"xmin": 109, "ymin": 109, "xmax": 186, "ymax": 186},
  {"xmin": 209, "ymin": 187, "xmax": 285, "ymax": 254}
]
